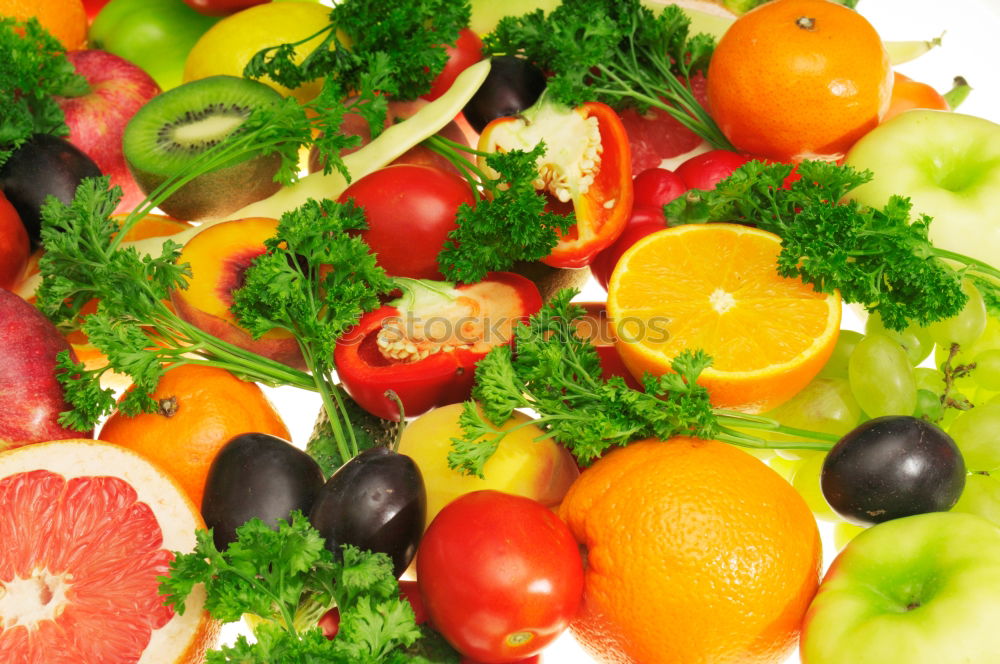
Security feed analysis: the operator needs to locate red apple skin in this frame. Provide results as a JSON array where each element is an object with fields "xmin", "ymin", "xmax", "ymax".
[
  {"xmin": 83, "ymin": 0, "xmax": 112, "ymax": 21},
  {"xmin": 0, "ymin": 289, "xmax": 93, "ymax": 449},
  {"xmin": 183, "ymin": 0, "xmax": 270, "ymax": 16},
  {"xmin": 56, "ymin": 50, "xmax": 161, "ymax": 215}
]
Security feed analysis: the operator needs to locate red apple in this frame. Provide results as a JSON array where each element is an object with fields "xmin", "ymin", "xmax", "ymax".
[
  {"xmin": 0, "ymin": 289, "xmax": 93, "ymax": 449},
  {"xmin": 55, "ymin": 50, "xmax": 161, "ymax": 215},
  {"xmin": 82, "ymin": 0, "xmax": 112, "ymax": 21}
]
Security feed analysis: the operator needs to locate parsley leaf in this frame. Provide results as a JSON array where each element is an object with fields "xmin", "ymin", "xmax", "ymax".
[
  {"xmin": 483, "ymin": 0, "xmax": 732, "ymax": 149},
  {"xmin": 448, "ymin": 290, "xmax": 837, "ymax": 476},
  {"xmin": 0, "ymin": 18, "xmax": 88, "ymax": 166},
  {"xmin": 665, "ymin": 159, "xmax": 1000, "ymax": 330},
  {"xmin": 434, "ymin": 141, "xmax": 574, "ymax": 283},
  {"xmin": 245, "ymin": 0, "xmax": 471, "ymax": 106},
  {"xmin": 161, "ymin": 513, "xmax": 426, "ymax": 663}
]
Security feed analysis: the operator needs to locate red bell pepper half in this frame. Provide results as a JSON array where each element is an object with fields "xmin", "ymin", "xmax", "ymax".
[
  {"xmin": 477, "ymin": 98, "xmax": 633, "ymax": 269},
  {"xmin": 334, "ymin": 272, "xmax": 543, "ymax": 420}
]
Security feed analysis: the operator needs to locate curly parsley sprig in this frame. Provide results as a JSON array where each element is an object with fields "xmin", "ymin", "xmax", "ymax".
[
  {"xmin": 483, "ymin": 0, "xmax": 733, "ymax": 149},
  {"xmin": 422, "ymin": 135, "xmax": 574, "ymax": 283},
  {"xmin": 160, "ymin": 512, "xmax": 442, "ymax": 664},
  {"xmin": 664, "ymin": 159, "xmax": 1000, "ymax": 330},
  {"xmin": 0, "ymin": 17, "xmax": 89, "ymax": 165},
  {"xmin": 245, "ymin": 0, "xmax": 471, "ymax": 108},
  {"xmin": 448, "ymin": 290, "xmax": 838, "ymax": 477}
]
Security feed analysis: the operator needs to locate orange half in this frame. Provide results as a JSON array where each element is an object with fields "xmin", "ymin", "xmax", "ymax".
[{"xmin": 606, "ymin": 223, "xmax": 840, "ymax": 413}]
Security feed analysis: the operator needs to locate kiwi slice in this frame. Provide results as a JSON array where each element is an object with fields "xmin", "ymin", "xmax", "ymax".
[{"xmin": 123, "ymin": 75, "xmax": 285, "ymax": 220}]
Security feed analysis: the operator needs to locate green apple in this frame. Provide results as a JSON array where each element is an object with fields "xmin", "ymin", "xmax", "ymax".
[
  {"xmin": 844, "ymin": 110, "xmax": 1000, "ymax": 270},
  {"xmin": 801, "ymin": 511, "xmax": 1000, "ymax": 664},
  {"xmin": 945, "ymin": 404, "xmax": 1000, "ymax": 527}
]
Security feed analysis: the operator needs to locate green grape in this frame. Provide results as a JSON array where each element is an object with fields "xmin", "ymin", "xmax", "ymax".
[
  {"xmin": 928, "ymin": 280, "xmax": 987, "ymax": 349},
  {"xmin": 790, "ymin": 450, "xmax": 838, "ymax": 521},
  {"xmin": 832, "ymin": 520, "xmax": 867, "ymax": 552},
  {"xmin": 767, "ymin": 454, "xmax": 799, "ymax": 482},
  {"xmin": 865, "ymin": 312, "xmax": 933, "ymax": 366},
  {"xmin": 759, "ymin": 377, "xmax": 862, "ymax": 442},
  {"xmin": 914, "ymin": 388, "xmax": 944, "ymax": 422},
  {"xmin": 951, "ymin": 472, "xmax": 1000, "ymax": 528},
  {"xmin": 945, "ymin": 403, "xmax": 1000, "ymax": 472},
  {"xmin": 818, "ymin": 329, "xmax": 863, "ymax": 379},
  {"xmin": 974, "ymin": 349, "xmax": 1000, "ymax": 390},
  {"xmin": 913, "ymin": 367, "xmax": 946, "ymax": 393},
  {"xmin": 848, "ymin": 333, "xmax": 917, "ymax": 418}
]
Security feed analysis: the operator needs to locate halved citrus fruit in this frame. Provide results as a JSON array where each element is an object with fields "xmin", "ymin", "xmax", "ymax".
[
  {"xmin": 0, "ymin": 439, "xmax": 219, "ymax": 663},
  {"xmin": 606, "ymin": 223, "xmax": 840, "ymax": 412}
]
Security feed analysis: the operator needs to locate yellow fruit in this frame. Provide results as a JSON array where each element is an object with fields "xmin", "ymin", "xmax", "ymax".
[
  {"xmin": 397, "ymin": 403, "xmax": 579, "ymax": 529},
  {"xmin": 183, "ymin": 2, "xmax": 334, "ymax": 103}
]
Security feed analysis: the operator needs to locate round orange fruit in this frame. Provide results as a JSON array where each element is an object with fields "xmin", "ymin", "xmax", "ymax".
[
  {"xmin": 707, "ymin": 0, "xmax": 893, "ymax": 162},
  {"xmin": 559, "ymin": 437, "xmax": 822, "ymax": 664},
  {"xmin": 0, "ymin": 439, "xmax": 219, "ymax": 662},
  {"xmin": 98, "ymin": 364, "xmax": 290, "ymax": 508},
  {"xmin": 0, "ymin": 0, "xmax": 87, "ymax": 49},
  {"xmin": 606, "ymin": 223, "xmax": 840, "ymax": 413}
]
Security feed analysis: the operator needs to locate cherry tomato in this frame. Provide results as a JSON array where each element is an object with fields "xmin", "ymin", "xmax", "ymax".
[
  {"xmin": 416, "ymin": 490, "xmax": 583, "ymax": 663},
  {"xmin": 589, "ymin": 205, "xmax": 665, "ymax": 291},
  {"xmin": 674, "ymin": 149, "xmax": 752, "ymax": 190},
  {"xmin": 182, "ymin": 0, "xmax": 269, "ymax": 16},
  {"xmin": 424, "ymin": 28, "xmax": 485, "ymax": 102},
  {"xmin": 632, "ymin": 167, "xmax": 686, "ymax": 209},
  {"xmin": 337, "ymin": 164, "xmax": 475, "ymax": 280},
  {"xmin": 883, "ymin": 71, "xmax": 950, "ymax": 123},
  {"xmin": 0, "ymin": 191, "xmax": 29, "ymax": 291}
]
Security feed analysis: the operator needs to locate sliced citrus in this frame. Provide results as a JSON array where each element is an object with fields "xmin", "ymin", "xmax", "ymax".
[
  {"xmin": 0, "ymin": 439, "xmax": 219, "ymax": 663},
  {"xmin": 606, "ymin": 223, "xmax": 840, "ymax": 412}
]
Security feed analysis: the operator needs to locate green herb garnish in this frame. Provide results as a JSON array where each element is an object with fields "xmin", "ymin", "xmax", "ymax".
[
  {"xmin": 449, "ymin": 290, "xmax": 838, "ymax": 476},
  {"xmin": 483, "ymin": 0, "xmax": 732, "ymax": 149},
  {"xmin": 664, "ymin": 159, "xmax": 1000, "ymax": 330}
]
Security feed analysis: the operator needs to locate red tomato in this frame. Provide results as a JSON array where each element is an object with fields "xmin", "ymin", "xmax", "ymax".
[
  {"xmin": 632, "ymin": 167, "xmax": 685, "ymax": 209},
  {"xmin": 0, "ymin": 191, "xmax": 30, "ymax": 291},
  {"xmin": 424, "ymin": 28, "xmax": 485, "ymax": 102},
  {"xmin": 416, "ymin": 490, "xmax": 583, "ymax": 663},
  {"xmin": 182, "ymin": 0, "xmax": 268, "ymax": 16},
  {"xmin": 589, "ymin": 205, "xmax": 665, "ymax": 291},
  {"xmin": 338, "ymin": 164, "xmax": 475, "ymax": 280},
  {"xmin": 674, "ymin": 149, "xmax": 752, "ymax": 190},
  {"xmin": 884, "ymin": 71, "xmax": 950, "ymax": 123}
]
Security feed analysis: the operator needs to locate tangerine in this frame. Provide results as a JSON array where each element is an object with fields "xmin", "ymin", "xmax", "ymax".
[
  {"xmin": 0, "ymin": 439, "xmax": 219, "ymax": 663},
  {"xmin": 559, "ymin": 437, "xmax": 822, "ymax": 664},
  {"xmin": 98, "ymin": 364, "xmax": 290, "ymax": 508},
  {"xmin": 0, "ymin": 0, "xmax": 87, "ymax": 50},
  {"xmin": 707, "ymin": 0, "xmax": 893, "ymax": 162},
  {"xmin": 606, "ymin": 223, "xmax": 841, "ymax": 413}
]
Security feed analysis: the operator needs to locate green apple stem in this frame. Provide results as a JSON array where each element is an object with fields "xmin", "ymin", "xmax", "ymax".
[{"xmin": 943, "ymin": 76, "xmax": 972, "ymax": 110}]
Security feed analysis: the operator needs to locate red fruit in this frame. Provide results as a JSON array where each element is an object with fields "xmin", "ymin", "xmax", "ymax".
[
  {"xmin": 674, "ymin": 149, "xmax": 752, "ymax": 190},
  {"xmin": 632, "ymin": 167, "xmax": 686, "ymax": 208},
  {"xmin": 0, "ymin": 192, "xmax": 29, "ymax": 291}
]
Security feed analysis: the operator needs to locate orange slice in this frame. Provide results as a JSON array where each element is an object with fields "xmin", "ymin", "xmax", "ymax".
[{"xmin": 606, "ymin": 223, "xmax": 840, "ymax": 413}]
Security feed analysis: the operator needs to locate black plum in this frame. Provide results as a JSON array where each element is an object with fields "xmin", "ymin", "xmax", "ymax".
[
  {"xmin": 821, "ymin": 415, "xmax": 966, "ymax": 525},
  {"xmin": 202, "ymin": 432, "xmax": 325, "ymax": 550},
  {"xmin": 0, "ymin": 133, "xmax": 102, "ymax": 248},
  {"xmin": 462, "ymin": 55, "xmax": 547, "ymax": 133},
  {"xmin": 309, "ymin": 446, "xmax": 426, "ymax": 578}
]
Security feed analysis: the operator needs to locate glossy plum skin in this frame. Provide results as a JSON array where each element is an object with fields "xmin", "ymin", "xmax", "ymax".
[
  {"xmin": 202, "ymin": 432, "xmax": 325, "ymax": 550},
  {"xmin": 309, "ymin": 446, "xmax": 426, "ymax": 578},
  {"xmin": 821, "ymin": 415, "xmax": 967, "ymax": 525},
  {"xmin": 462, "ymin": 55, "xmax": 546, "ymax": 133}
]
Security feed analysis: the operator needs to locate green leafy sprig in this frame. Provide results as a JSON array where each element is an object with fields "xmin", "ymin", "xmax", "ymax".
[
  {"xmin": 448, "ymin": 290, "xmax": 838, "ymax": 477},
  {"xmin": 0, "ymin": 17, "xmax": 89, "ymax": 165},
  {"xmin": 160, "ymin": 513, "xmax": 431, "ymax": 664},
  {"xmin": 664, "ymin": 159, "xmax": 1000, "ymax": 330},
  {"xmin": 423, "ymin": 135, "xmax": 574, "ymax": 283},
  {"xmin": 483, "ymin": 0, "xmax": 733, "ymax": 149},
  {"xmin": 245, "ymin": 0, "xmax": 471, "ymax": 109}
]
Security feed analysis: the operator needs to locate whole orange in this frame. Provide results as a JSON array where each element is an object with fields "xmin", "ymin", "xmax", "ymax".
[
  {"xmin": 0, "ymin": 0, "xmax": 88, "ymax": 49},
  {"xmin": 559, "ymin": 438, "xmax": 822, "ymax": 664},
  {"xmin": 707, "ymin": 0, "xmax": 892, "ymax": 162},
  {"xmin": 98, "ymin": 364, "xmax": 290, "ymax": 508}
]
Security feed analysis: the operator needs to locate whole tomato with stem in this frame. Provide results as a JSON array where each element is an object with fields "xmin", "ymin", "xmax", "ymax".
[{"xmin": 417, "ymin": 490, "xmax": 584, "ymax": 663}]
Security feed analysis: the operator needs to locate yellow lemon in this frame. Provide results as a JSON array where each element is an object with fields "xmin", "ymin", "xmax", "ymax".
[{"xmin": 183, "ymin": 1, "xmax": 333, "ymax": 103}]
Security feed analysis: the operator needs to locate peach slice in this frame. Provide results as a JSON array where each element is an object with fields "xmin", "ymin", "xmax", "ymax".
[{"xmin": 171, "ymin": 217, "xmax": 304, "ymax": 370}]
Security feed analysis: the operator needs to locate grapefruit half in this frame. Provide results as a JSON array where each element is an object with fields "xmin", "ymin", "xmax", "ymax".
[{"xmin": 0, "ymin": 439, "xmax": 219, "ymax": 663}]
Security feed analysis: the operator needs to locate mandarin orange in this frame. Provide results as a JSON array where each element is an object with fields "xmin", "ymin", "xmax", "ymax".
[
  {"xmin": 559, "ymin": 437, "xmax": 822, "ymax": 664},
  {"xmin": 98, "ymin": 365, "xmax": 290, "ymax": 508},
  {"xmin": 0, "ymin": 0, "xmax": 88, "ymax": 49},
  {"xmin": 707, "ymin": 0, "xmax": 893, "ymax": 162}
]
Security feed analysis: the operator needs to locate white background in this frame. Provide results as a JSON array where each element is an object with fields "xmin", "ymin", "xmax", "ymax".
[{"xmin": 239, "ymin": 1, "xmax": 1000, "ymax": 662}]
